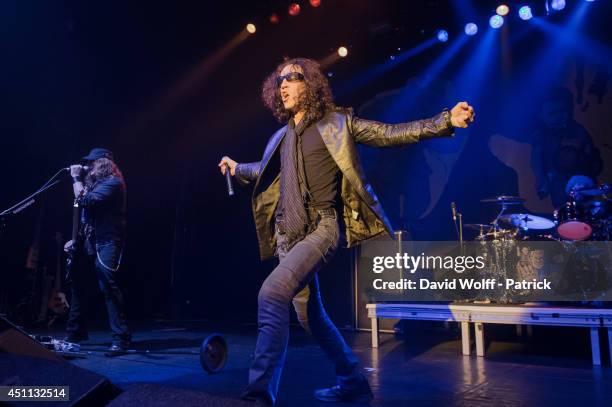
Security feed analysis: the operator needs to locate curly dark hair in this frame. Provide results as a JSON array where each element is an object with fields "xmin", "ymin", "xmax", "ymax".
[
  {"xmin": 86, "ymin": 157, "xmax": 124, "ymax": 186},
  {"xmin": 262, "ymin": 58, "xmax": 336, "ymax": 124}
]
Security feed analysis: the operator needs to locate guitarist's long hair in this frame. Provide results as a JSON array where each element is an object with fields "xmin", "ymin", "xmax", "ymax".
[{"xmin": 86, "ymin": 158, "xmax": 124, "ymax": 186}]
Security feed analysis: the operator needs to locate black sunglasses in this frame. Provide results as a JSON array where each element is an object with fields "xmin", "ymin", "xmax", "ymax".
[{"xmin": 276, "ymin": 72, "xmax": 305, "ymax": 86}]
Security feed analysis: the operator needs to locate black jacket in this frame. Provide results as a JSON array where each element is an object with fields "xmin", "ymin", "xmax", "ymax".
[
  {"xmin": 236, "ymin": 109, "xmax": 454, "ymax": 260},
  {"xmin": 82, "ymin": 176, "xmax": 127, "ymax": 246}
]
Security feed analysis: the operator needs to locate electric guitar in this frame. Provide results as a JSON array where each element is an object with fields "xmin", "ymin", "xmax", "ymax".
[
  {"xmin": 46, "ymin": 232, "xmax": 70, "ymax": 325},
  {"xmin": 65, "ymin": 189, "xmax": 86, "ymax": 282}
]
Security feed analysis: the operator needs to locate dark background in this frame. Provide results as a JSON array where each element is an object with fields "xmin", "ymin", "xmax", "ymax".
[{"xmin": 1, "ymin": 0, "xmax": 610, "ymax": 327}]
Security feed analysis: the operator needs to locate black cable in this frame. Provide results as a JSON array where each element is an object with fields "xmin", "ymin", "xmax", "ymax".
[
  {"xmin": 79, "ymin": 346, "xmax": 199, "ymax": 356},
  {"xmin": 38, "ymin": 168, "xmax": 67, "ymax": 192}
]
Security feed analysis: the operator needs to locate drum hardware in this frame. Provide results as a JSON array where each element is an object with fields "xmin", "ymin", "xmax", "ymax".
[
  {"xmin": 554, "ymin": 183, "xmax": 611, "ymax": 241},
  {"xmin": 450, "ymin": 202, "xmax": 464, "ymax": 251},
  {"xmin": 465, "ymin": 196, "xmax": 524, "ymax": 303},
  {"xmin": 464, "ymin": 223, "xmax": 494, "ymax": 230},
  {"xmin": 464, "ymin": 223, "xmax": 518, "ymax": 241},
  {"xmin": 456, "ymin": 188, "xmax": 611, "ymax": 303},
  {"xmin": 553, "ymin": 202, "xmax": 593, "ymax": 241},
  {"xmin": 481, "ymin": 195, "xmax": 532, "ymax": 234}
]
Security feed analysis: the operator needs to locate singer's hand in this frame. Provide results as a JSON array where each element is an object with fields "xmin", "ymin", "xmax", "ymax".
[
  {"xmin": 64, "ymin": 239, "xmax": 75, "ymax": 253},
  {"xmin": 218, "ymin": 156, "xmax": 238, "ymax": 176},
  {"xmin": 450, "ymin": 101, "xmax": 475, "ymax": 128},
  {"xmin": 70, "ymin": 165, "xmax": 85, "ymax": 178}
]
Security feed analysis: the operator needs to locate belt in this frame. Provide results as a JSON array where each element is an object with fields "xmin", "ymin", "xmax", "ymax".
[
  {"xmin": 276, "ymin": 208, "xmax": 336, "ymax": 235},
  {"xmin": 314, "ymin": 207, "xmax": 336, "ymax": 218}
]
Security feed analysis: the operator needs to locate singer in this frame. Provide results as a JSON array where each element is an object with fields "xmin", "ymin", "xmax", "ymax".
[
  {"xmin": 64, "ymin": 148, "xmax": 131, "ymax": 356},
  {"xmin": 218, "ymin": 58, "xmax": 474, "ymax": 405}
]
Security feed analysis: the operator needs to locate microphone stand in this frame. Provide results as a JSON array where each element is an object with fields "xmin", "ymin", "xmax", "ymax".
[
  {"xmin": 1, "ymin": 180, "xmax": 62, "ymax": 218},
  {"xmin": 451, "ymin": 203, "xmax": 464, "ymax": 255},
  {"xmin": 1, "ymin": 168, "xmax": 67, "ymax": 222},
  {"xmin": 458, "ymin": 211, "xmax": 463, "ymax": 254}
]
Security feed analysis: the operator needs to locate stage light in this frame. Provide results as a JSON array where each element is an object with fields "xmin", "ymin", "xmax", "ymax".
[
  {"xmin": 288, "ymin": 3, "xmax": 301, "ymax": 16},
  {"xmin": 337, "ymin": 46, "xmax": 348, "ymax": 57},
  {"xmin": 551, "ymin": 0, "xmax": 566, "ymax": 10},
  {"xmin": 519, "ymin": 6, "xmax": 533, "ymax": 20},
  {"xmin": 496, "ymin": 4, "xmax": 510, "ymax": 16},
  {"xmin": 465, "ymin": 23, "xmax": 478, "ymax": 36},
  {"xmin": 269, "ymin": 13, "xmax": 279, "ymax": 24},
  {"xmin": 489, "ymin": 15, "xmax": 504, "ymax": 29},
  {"xmin": 246, "ymin": 23, "xmax": 256, "ymax": 34},
  {"xmin": 309, "ymin": 0, "xmax": 321, "ymax": 7},
  {"xmin": 437, "ymin": 30, "xmax": 449, "ymax": 42}
]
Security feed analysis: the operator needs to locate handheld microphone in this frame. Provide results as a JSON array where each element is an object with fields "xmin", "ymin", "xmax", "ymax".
[
  {"xmin": 225, "ymin": 167, "xmax": 234, "ymax": 196},
  {"xmin": 64, "ymin": 165, "xmax": 90, "ymax": 172},
  {"xmin": 451, "ymin": 202, "xmax": 457, "ymax": 222}
]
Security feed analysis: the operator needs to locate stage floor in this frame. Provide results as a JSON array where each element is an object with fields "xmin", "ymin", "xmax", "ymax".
[{"xmin": 31, "ymin": 320, "xmax": 612, "ymax": 406}]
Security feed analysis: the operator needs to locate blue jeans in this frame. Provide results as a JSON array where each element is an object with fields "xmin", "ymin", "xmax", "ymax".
[
  {"xmin": 245, "ymin": 210, "xmax": 361, "ymax": 404},
  {"xmin": 66, "ymin": 242, "xmax": 130, "ymax": 344}
]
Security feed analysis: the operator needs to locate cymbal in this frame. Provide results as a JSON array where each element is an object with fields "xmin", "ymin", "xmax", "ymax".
[
  {"xmin": 573, "ymin": 185, "xmax": 611, "ymax": 197},
  {"xmin": 481, "ymin": 195, "xmax": 525, "ymax": 205},
  {"xmin": 474, "ymin": 228, "xmax": 517, "ymax": 240},
  {"xmin": 498, "ymin": 213, "xmax": 555, "ymax": 230},
  {"xmin": 464, "ymin": 223, "xmax": 493, "ymax": 230},
  {"xmin": 483, "ymin": 229, "xmax": 517, "ymax": 237}
]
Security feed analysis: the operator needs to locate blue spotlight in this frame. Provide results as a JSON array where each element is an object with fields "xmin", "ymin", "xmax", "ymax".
[
  {"xmin": 519, "ymin": 6, "xmax": 533, "ymax": 20},
  {"xmin": 465, "ymin": 23, "xmax": 478, "ymax": 36},
  {"xmin": 489, "ymin": 15, "xmax": 504, "ymax": 29},
  {"xmin": 437, "ymin": 30, "xmax": 449, "ymax": 42},
  {"xmin": 551, "ymin": 0, "xmax": 566, "ymax": 10}
]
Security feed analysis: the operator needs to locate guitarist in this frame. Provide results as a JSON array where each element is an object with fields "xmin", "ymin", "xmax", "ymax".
[{"xmin": 64, "ymin": 148, "xmax": 131, "ymax": 356}]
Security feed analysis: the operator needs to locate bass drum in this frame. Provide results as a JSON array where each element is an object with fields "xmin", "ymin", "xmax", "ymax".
[
  {"xmin": 515, "ymin": 235, "xmax": 559, "ymax": 281},
  {"xmin": 553, "ymin": 201, "xmax": 593, "ymax": 241},
  {"xmin": 519, "ymin": 235, "xmax": 608, "ymax": 300},
  {"xmin": 514, "ymin": 234, "xmax": 571, "ymax": 298}
]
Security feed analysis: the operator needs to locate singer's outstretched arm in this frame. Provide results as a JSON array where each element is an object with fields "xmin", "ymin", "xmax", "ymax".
[
  {"xmin": 351, "ymin": 101, "xmax": 474, "ymax": 147},
  {"xmin": 350, "ymin": 111, "xmax": 454, "ymax": 147}
]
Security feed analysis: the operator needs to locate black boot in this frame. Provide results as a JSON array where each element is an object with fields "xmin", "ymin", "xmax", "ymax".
[
  {"xmin": 104, "ymin": 340, "xmax": 130, "ymax": 357},
  {"xmin": 240, "ymin": 389, "xmax": 275, "ymax": 406},
  {"xmin": 314, "ymin": 375, "xmax": 373, "ymax": 403},
  {"xmin": 64, "ymin": 332, "xmax": 89, "ymax": 344}
]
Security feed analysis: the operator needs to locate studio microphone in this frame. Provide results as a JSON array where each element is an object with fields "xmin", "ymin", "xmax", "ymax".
[
  {"xmin": 451, "ymin": 201, "xmax": 457, "ymax": 222},
  {"xmin": 64, "ymin": 165, "xmax": 90, "ymax": 172}
]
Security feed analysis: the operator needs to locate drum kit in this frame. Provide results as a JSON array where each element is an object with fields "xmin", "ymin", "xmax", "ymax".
[
  {"xmin": 466, "ymin": 184, "xmax": 612, "ymax": 243},
  {"xmin": 462, "ymin": 185, "xmax": 611, "ymax": 302}
]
